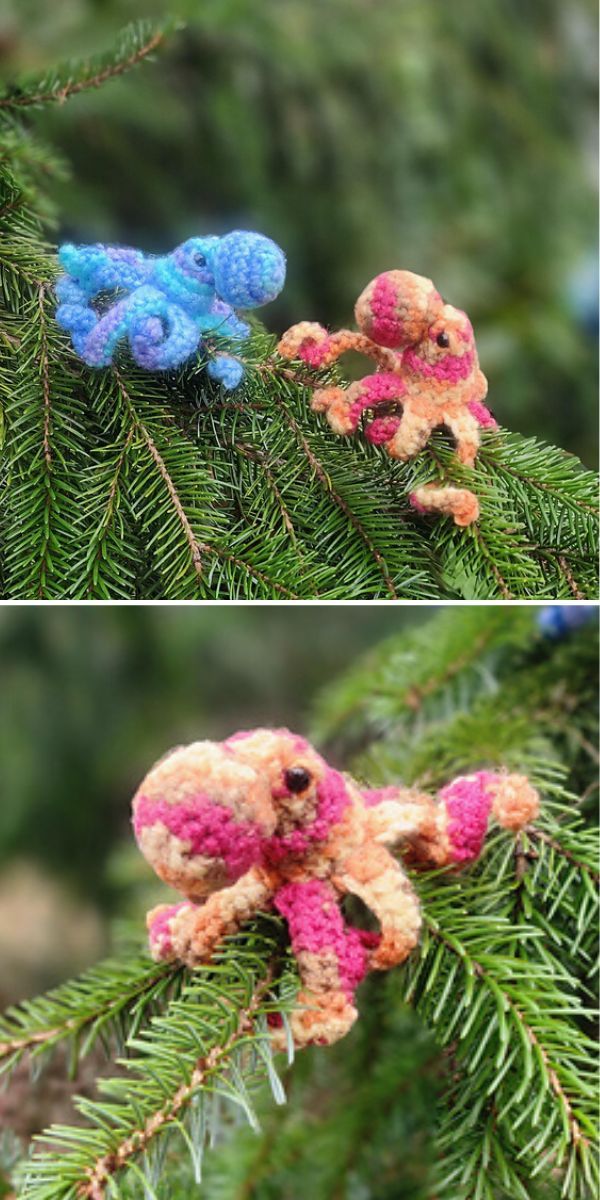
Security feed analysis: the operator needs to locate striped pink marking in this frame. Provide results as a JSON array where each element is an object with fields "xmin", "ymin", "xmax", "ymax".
[
  {"xmin": 403, "ymin": 346, "xmax": 475, "ymax": 383},
  {"xmin": 369, "ymin": 274, "xmax": 406, "ymax": 347},
  {"xmin": 133, "ymin": 793, "xmax": 263, "ymax": 881}
]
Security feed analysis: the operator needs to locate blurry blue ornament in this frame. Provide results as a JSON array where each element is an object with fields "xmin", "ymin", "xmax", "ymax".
[
  {"xmin": 55, "ymin": 231, "xmax": 286, "ymax": 388},
  {"xmin": 538, "ymin": 605, "xmax": 597, "ymax": 639},
  {"xmin": 566, "ymin": 254, "xmax": 598, "ymax": 341}
]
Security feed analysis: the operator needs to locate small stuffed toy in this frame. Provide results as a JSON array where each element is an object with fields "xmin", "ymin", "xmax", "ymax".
[
  {"xmin": 132, "ymin": 727, "xmax": 539, "ymax": 1049},
  {"xmin": 55, "ymin": 231, "xmax": 286, "ymax": 388},
  {"xmin": 278, "ymin": 271, "xmax": 497, "ymax": 526}
]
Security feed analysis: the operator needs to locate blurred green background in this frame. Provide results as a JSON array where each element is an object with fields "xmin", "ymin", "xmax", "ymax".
[
  {"xmin": 0, "ymin": 0, "xmax": 597, "ymax": 463},
  {"xmin": 0, "ymin": 605, "xmax": 417, "ymax": 1002}
]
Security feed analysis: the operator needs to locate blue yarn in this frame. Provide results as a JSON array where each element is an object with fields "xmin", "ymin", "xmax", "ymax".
[
  {"xmin": 55, "ymin": 231, "xmax": 286, "ymax": 387},
  {"xmin": 537, "ymin": 605, "xmax": 597, "ymax": 639}
]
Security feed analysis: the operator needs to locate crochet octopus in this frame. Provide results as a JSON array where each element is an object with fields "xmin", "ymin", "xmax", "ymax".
[
  {"xmin": 278, "ymin": 270, "xmax": 497, "ymax": 526},
  {"xmin": 55, "ymin": 230, "xmax": 286, "ymax": 388},
  {"xmin": 132, "ymin": 727, "xmax": 539, "ymax": 1049}
]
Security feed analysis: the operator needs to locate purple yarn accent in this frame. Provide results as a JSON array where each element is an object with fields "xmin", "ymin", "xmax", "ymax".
[
  {"xmin": 133, "ymin": 793, "xmax": 263, "ymax": 881},
  {"xmin": 438, "ymin": 771, "xmax": 494, "ymax": 862},
  {"xmin": 55, "ymin": 232, "xmax": 285, "ymax": 382}
]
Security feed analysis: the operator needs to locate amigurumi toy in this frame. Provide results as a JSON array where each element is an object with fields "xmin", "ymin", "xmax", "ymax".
[
  {"xmin": 132, "ymin": 727, "xmax": 539, "ymax": 1049},
  {"xmin": 55, "ymin": 231, "xmax": 286, "ymax": 388},
  {"xmin": 277, "ymin": 271, "xmax": 497, "ymax": 526}
]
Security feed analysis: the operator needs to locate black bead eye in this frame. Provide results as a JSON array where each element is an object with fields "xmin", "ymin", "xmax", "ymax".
[
  {"xmin": 436, "ymin": 331, "xmax": 450, "ymax": 348},
  {"xmin": 193, "ymin": 252, "xmax": 206, "ymax": 267},
  {"xmin": 284, "ymin": 766, "xmax": 312, "ymax": 793}
]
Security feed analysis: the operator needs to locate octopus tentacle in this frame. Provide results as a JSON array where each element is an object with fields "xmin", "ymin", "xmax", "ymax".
[
  {"xmin": 147, "ymin": 866, "xmax": 271, "ymax": 967},
  {"xmin": 273, "ymin": 879, "xmax": 369, "ymax": 1047},
  {"xmin": 334, "ymin": 844, "xmax": 422, "ymax": 972}
]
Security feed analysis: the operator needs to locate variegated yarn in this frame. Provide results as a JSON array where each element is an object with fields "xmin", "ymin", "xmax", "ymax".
[
  {"xmin": 132, "ymin": 728, "xmax": 539, "ymax": 1049},
  {"xmin": 278, "ymin": 270, "xmax": 496, "ymax": 526},
  {"xmin": 55, "ymin": 231, "xmax": 286, "ymax": 387}
]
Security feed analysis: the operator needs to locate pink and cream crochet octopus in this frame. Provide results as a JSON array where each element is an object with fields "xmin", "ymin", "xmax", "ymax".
[
  {"xmin": 277, "ymin": 271, "xmax": 497, "ymax": 527},
  {"xmin": 132, "ymin": 728, "xmax": 539, "ymax": 1049}
]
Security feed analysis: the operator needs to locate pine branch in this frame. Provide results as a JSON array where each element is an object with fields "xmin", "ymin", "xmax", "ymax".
[
  {"xmin": 405, "ymin": 796, "xmax": 599, "ymax": 1200},
  {"xmin": 311, "ymin": 607, "xmax": 598, "ymax": 1199},
  {"xmin": 0, "ymin": 957, "xmax": 180, "ymax": 1081},
  {"xmin": 0, "ymin": 23, "xmax": 172, "ymax": 113},
  {"xmin": 17, "ymin": 928, "xmax": 296, "ymax": 1200}
]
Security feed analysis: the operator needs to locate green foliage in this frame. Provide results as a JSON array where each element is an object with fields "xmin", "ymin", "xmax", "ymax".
[
  {"xmin": 1, "ymin": 610, "xmax": 597, "ymax": 1199},
  {"xmin": 11, "ymin": 925, "xmax": 298, "ymax": 1200},
  {"xmin": 0, "ymin": 21, "xmax": 173, "ymax": 114},
  {"xmin": 0, "ymin": 956, "xmax": 182, "ymax": 1082},
  {"xmin": 2, "ymin": 0, "xmax": 596, "ymax": 462},
  {"xmin": 0, "ymin": 21, "xmax": 598, "ymax": 598}
]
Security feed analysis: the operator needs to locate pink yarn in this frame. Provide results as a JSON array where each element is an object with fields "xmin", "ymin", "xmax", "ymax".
[
  {"xmin": 148, "ymin": 901, "xmax": 188, "ymax": 956},
  {"xmin": 361, "ymin": 373, "xmax": 405, "ymax": 402},
  {"xmin": 133, "ymin": 794, "xmax": 263, "ymax": 881},
  {"xmin": 408, "ymin": 492, "xmax": 428, "ymax": 515},
  {"xmin": 298, "ymin": 339, "xmax": 329, "ymax": 367},
  {"xmin": 403, "ymin": 345, "xmax": 475, "ymax": 383},
  {"xmin": 361, "ymin": 786, "xmax": 402, "ymax": 807},
  {"xmin": 438, "ymin": 772, "xmax": 493, "ymax": 862},
  {"xmin": 346, "ymin": 372, "xmax": 405, "ymax": 433},
  {"xmin": 225, "ymin": 728, "xmax": 310, "ymax": 755},
  {"xmin": 274, "ymin": 880, "xmax": 370, "ymax": 1000},
  {"xmin": 468, "ymin": 399, "xmax": 498, "ymax": 429},
  {"xmin": 365, "ymin": 415, "xmax": 402, "ymax": 443},
  {"xmin": 264, "ymin": 768, "xmax": 350, "ymax": 862},
  {"xmin": 369, "ymin": 274, "xmax": 406, "ymax": 347}
]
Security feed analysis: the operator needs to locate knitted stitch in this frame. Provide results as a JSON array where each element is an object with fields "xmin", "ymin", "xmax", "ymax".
[
  {"xmin": 278, "ymin": 270, "xmax": 496, "ymax": 525},
  {"xmin": 132, "ymin": 728, "xmax": 540, "ymax": 1050},
  {"xmin": 55, "ymin": 231, "xmax": 286, "ymax": 386}
]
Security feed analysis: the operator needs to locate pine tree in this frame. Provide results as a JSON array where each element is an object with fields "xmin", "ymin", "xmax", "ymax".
[
  {"xmin": 0, "ymin": 23, "xmax": 598, "ymax": 600},
  {"xmin": 0, "ymin": 606, "xmax": 597, "ymax": 1199}
]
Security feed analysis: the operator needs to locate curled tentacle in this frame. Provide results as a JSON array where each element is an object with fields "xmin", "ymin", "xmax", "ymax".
[
  {"xmin": 409, "ymin": 484, "xmax": 480, "ymax": 527},
  {"xmin": 55, "ymin": 278, "xmax": 98, "ymax": 359},
  {"xmin": 76, "ymin": 286, "xmax": 200, "ymax": 370},
  {"xmin": 207, "ymin": 355, "xmax": 245, "ymax": 389}
]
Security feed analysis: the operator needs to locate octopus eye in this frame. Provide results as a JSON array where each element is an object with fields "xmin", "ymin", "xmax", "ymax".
[
  {"xmin": 436, "ymin": 331, "xmax": 450, "ymax": 348},
  {"xmin": 192, "ymin": 252, "xmax": 207, "ymax": 267},
  {"xmin": 284, "ymin": 766, "xmax": 312, "ymax": 793}
]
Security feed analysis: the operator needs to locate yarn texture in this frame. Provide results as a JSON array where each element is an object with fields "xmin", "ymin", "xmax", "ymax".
[
  {"xmin": 55, "ymin": 231, "xmax": 286, "ymax": 386},
  {"xmin": 132, "ymin": 728, "xmax": 539, "ymax": 1049},
  {"xmin": 278, "ymin": 270, "xmax": 495, "ymax": 525}
]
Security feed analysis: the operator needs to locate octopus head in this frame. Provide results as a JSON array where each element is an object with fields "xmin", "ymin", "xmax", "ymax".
[
  {"xmin": 223, "ymin": 728, "xmax": 332, "ymax": 838},
  {"xmin": 132, "ymin": 740, "xmax": 276, "ymax": 900},
  {"xmin": 401, "ymin": 304, "xmax": 479, "ymax": 384},
  {"xmin": 132, "ymin": 730, "xmax": 350, "ymax": 897},
  {"xmin": 171, "ymin": 232, "xmax": 286, "ymax": 310},
  {"xmin": 211, "ymin": 231, "xmax": 286, "ymax": 309},
  {"xmin": 354, "ymin": 270, "xmax": 442, "ymax": 349}
]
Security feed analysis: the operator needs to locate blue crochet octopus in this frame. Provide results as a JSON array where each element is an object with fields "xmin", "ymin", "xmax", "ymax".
[{"xmin": 55, "ymin": 231, "xmax": 286, "ymax": 389}]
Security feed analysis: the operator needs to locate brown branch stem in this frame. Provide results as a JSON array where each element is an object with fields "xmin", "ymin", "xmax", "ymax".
[
  {"xmin": 115, "ymin": 373, "xmax": 204, "ymax": 578},
  {"xmin": 278, "ymin": 397, "xmax": 398, "ymax": 599},
  {"xmin": 77, "ymin": 971, "xmax": 272, "ymax": 1199},
  {"xmin": 426, "ymin": 920, "xmax": 587, "ymax": 1152},
  {"xmin": 528, "ymin": 827, "xmax": 600, "ymax": 883},
  {"xmin": 0, "ymin": 31, "xmax": 165, "ymax": 110}
]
